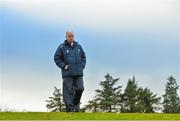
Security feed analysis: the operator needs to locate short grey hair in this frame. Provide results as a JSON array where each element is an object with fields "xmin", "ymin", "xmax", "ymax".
[{"xmin": 66, "ymin": 31, "xmax": 74, "ymax": 36}]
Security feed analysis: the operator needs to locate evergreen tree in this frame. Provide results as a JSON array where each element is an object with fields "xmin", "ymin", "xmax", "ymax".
[
  {"xmin": 46, "ymin": 87, "xmax": 65, "ymax": 112},
  {"xmin": 163, "ymin": 76, "xmax": 180, "ymax": 113},
  {"xmin": 121, "ymin": 76, "xmax": 138, "ymax": 112},
  {"xmin": 137, "ymin": 87, "xmax": 161, "ymax": 113},
  {"xmin": 95, "ymin": 73, "xmax": 122, "ymax": 112},
  {"xmin": 83, "ymin": 98, "xmax": 100, "ymax": 112}
]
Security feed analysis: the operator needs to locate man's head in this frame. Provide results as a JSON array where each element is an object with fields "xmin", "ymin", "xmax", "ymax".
[{"xmin": 66, "ymin": 31, "xmax": 74, "ymax": 44}]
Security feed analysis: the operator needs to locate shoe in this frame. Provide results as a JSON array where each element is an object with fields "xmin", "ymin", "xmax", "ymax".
[
  {"xmin": 66, "ymin": 107, "xmax": 74, "ymax": 112},
  {"xmin": 74, "ymin": 103, "xmax": 80, "ymax": 112}
]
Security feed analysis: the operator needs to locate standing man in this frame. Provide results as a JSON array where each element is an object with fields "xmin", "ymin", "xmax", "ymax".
[{"xmin": 54, "ymin": 31, "xmax": 86, "ymax": 112}]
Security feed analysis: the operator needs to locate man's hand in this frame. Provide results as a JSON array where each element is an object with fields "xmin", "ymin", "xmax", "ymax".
[{"xmin": 64, "ymin": 65, "xmax": 69, "ymax": 70}]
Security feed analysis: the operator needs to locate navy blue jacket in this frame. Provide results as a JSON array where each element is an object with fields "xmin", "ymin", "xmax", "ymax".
[{"xmin": 54, "ymin": 40, "xmax": 86, "ymax": 77}]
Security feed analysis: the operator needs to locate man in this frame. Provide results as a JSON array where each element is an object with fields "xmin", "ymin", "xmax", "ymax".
[{"xmin": 54, "ymin": 31, "xmax": 86, "ymax": 112}]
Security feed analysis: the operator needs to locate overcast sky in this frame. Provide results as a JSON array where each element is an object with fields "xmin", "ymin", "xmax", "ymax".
[{"xmin": 0, "ymin": 0, "xmax": 180, "ymax": 111}]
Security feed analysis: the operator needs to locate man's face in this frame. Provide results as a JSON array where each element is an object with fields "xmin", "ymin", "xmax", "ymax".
[{"xmin": 66, "ymin": 32, "xmax": 74, "ymax": 43}]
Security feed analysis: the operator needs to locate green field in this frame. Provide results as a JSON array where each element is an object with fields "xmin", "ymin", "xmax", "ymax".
[{"xmin": 0, "ymin": 112, "xmax": 180, "ymax": 120}]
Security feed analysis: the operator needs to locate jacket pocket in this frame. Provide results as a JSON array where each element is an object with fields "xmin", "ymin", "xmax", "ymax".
[{"xmin": 62, "ymin": 64, "xmax": 72, "ymax": 76}]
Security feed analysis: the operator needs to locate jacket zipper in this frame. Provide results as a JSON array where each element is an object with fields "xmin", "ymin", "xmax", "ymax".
[{"xmin": 72, "ymin": 47, "xmax": 78, "ymax": 74}]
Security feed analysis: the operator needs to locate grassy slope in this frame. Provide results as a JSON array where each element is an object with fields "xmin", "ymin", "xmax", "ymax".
[{"xmin": 0, "ymin": 112, "xmax": 180, "ymax": 120}]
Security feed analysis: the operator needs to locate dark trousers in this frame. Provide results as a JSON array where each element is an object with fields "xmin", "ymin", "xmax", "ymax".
[{"xmin": 62, "ymin": 76, "xmax": 84, "ymax": 112}]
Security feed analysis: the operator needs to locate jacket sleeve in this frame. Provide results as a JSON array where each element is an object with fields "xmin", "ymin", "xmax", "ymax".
[
  {"xmin": 80, "ymin": 45, "xmax": 86, "ymax": 69},
  {"xmin": 54, "ymin": 45, "xmax": 66, "ymax": 70}
]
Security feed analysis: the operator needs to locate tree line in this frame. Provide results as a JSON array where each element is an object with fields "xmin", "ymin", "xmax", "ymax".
[{"xmin": 46, "ymin": 74, "xmax": 180, "ymax": 113}]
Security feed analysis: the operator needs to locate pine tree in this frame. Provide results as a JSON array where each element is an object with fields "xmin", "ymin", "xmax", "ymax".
[
  {"xmin": 83, "ymin": 98, "xmax": 100, "ymax": 112},
  {"xmin": 121, "ymin": 76, "xmax": 138, "ymax": 112},
  {"xmin": 45, "ymin": 87, "xmax": 65, "ymax": 112},
  {"xmin": 95, "ymin": 73, "xmax": 122, "ymax": 112},
  {"xmin": 137, "ymin": 87, "xmax": 161, "ymax": 113},
  {"xmin": 163, "ymin": 76, "xmax": 180, "ymax": 113}
]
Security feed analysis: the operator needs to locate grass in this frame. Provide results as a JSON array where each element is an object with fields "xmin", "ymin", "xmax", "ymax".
[{"xmin": 0, "ymin": 112, "xmax": 180, "ymax": 120}]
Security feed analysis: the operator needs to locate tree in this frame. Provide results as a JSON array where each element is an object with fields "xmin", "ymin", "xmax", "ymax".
[
  {"xmin": 121, "ymin": 77, "xmax": 161, "ymax": 113},
  {"xmin": 137, "ymin": 87, "xmax": 161, "ymax": 113},
  {"xmin": 95, "ymin": 73, "xmax": 122, "ymax": 112},
  {"xmin": 121, "ymin": 76, "xmax": 139, "ymax": 112},
  {"xmin": 83, "ymin": 98, "xmax": 100, "ymax": 112},
  {"xmin": 46, "ymin": 87, "xmax": 65, "ymax": 112},
  {"xmin": 163, "ymin": 76, "xmax": 180, "ymax": 113}
]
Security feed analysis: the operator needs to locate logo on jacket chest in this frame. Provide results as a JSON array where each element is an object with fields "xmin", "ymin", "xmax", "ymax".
[
  {"xmin": 66, "ymin": 49, "xmax": 69, "ymax": 54},
  {"xmin": 66, "ymin": 48, "xmax": 80, "ymax": 54}
]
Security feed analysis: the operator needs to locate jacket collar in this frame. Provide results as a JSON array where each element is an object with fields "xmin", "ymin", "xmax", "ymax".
[{"xmin": 64, "ymin": 40, "xmax": 78, "ymax": 48}]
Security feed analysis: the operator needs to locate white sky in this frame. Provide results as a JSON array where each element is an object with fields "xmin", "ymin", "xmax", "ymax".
[{"xmin": 2, "ymin": 0, "xmax": 179, "ymax": 31}]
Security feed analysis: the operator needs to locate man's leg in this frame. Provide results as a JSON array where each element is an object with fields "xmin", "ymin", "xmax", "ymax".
[
  {"xmin": 62, "ymin": 77, "xmax": 74, "ymax": 112},
  {"xmin": 73, "ymin": 76, "xmax": 84, "ymax": 112},
  {"xmin": 74, "ymin": 103, "xmax": 80, "ymax": 112}
]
